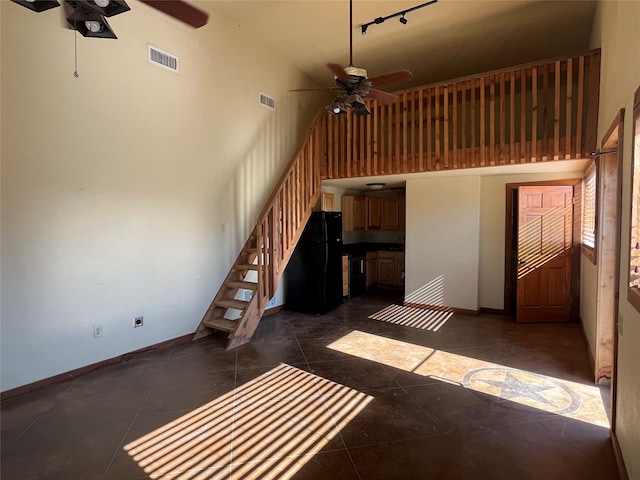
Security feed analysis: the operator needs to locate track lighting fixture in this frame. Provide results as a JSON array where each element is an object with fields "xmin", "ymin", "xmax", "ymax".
[{"xmin": 360, "ymin": 0, "xmax": 436, "ymax": 34}]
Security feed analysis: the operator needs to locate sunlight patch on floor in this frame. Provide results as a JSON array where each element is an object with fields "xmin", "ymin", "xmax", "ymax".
[
  {"xmin": 369, "ymin": 303, "xmax": 453, "ymax": 331},
  {"xmin": 124, "ymin": 364, "xmax": 372, "ymax": 479},
  {"xmin": 327, "ymin": 330, "xmax": 609, "ymax": 428}
]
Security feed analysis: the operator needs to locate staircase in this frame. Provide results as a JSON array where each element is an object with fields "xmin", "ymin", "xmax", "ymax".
[
  {"xmin": 193, "ymin": 50, "xmax": 601, "ymax": 350},
  {"xmin": 193, "ymin": 111, "xmax": 325, "ymax": 349}
]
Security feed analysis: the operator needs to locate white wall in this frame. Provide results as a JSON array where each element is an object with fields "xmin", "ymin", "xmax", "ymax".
[
  {"xmin": 405, "ymin": 176, "xmax": 480, "ymax": 311},
  {"xmin": 588, "ymin": 2, "xmax": 640, "ymax": 478},
  {"xmin": 0, "ymin": 3, "xmax": 320, "ymax": 391}
]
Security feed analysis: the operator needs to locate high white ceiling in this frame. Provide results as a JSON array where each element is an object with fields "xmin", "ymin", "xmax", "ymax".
[
  {"xmin": 199, "ymin": 0, "xmax": 597, "ymax": 190},
  {"xmin": 202, "ymin": 0, "xmax": 597, "ymax": 90}
]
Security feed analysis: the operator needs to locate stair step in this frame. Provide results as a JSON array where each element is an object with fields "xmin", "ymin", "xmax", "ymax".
[
  {"xmin": 203, "ymin": 317, "xmax": 237, "ymax": 333},
  {"xmin": 215, "ymin": 298, "xmax": 249, "ymax": 310},
  {"xmin": 235, "ymin": 264, "xmax": 259, "ymax": 271},
  {"xmin": 228, "ymin": 280, "xmax": 257, "ymax": 291}
]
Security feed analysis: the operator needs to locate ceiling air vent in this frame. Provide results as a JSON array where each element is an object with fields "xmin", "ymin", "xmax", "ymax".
[
  {"xmin": 259, "ymin": 92, "xmax": 276, "ymax": 110},
  {"xmin": 148, "ymin": 45, "xmax": 179, "ymax": 73}
]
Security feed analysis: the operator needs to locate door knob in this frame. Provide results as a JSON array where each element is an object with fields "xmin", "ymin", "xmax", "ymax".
[{"xmin": 518, "ymin": 259, "xmax": 526, "ymax": 266}]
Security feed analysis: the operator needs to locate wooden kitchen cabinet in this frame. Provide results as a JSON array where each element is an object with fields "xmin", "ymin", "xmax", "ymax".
[
  {"xmin": 366, "ymin": 251, "xmax": 378, "ymax": 288},
  {"xmin": 342, "ymin": 196, "xmax": 366, "ymax": 231},
  {"xmin": 381, "ymin": 197, "xmax": 401, "ymax": 230},
  {"xmin": 376, "ymin": 251, "xmax": 404, "ymax": 289},
  {"xmin": 342, "ymin": 255, "xmax": 349, "ymax": 297},
  {"xmin": 366, "ymin": 197, "xmax": 382, "ymax": 230}
]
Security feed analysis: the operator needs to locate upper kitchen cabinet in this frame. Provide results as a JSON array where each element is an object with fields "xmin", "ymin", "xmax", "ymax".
[
  {"xmin": 366, "ymin": 198, "xmax": 382, "ymax": 230},
  {"xmin": 381, "ymin": 197, "xmax": 402, "ymax": 231},
  {"xmin": 342, "ymin": 196, "xmax": 366, "ymax": 231}
]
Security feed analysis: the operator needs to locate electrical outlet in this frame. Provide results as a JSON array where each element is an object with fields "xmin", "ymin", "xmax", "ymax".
[
  {"xmin": 133, "ymin": 316, "xmax": 144, "ymax": 328},
  {"xmin": 93, "ymin": 325, "xmax": 103, "ymax": 338}
]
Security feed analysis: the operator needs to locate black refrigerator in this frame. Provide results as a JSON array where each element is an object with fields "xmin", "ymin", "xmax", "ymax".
[{"xmin": 285, "ymin": 211, "xmax": 344, "ymax": 314}]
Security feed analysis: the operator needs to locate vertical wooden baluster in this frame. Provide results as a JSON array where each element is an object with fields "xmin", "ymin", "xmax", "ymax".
[
  {"xmin": 444, "ymin": 85, "xmax": 450, "ymax": 169},
  {"xmin": 436, "ymin": 86, "xmax": 442, "ymax": 169},
  {"xmin": 586, "ymin": 52, "xmax": 601, "ymax": 155},
  {"xmin": 461, "ymin": 82, "xmax": 467, "ymax": 168},
  {"xmin": 576, "ymin": 56, "xmax": 585, "ymax": 158},
  {"xmin": 532, "ymin": 66, "xmax": 538, "ymax": 162},
  {"xmin": 542, "ymin": 63, "xmax": 549, "ymax": 161},
  {"xmin": 510, "ymin": 71, "xmax": 516, "ymax": 164},
  {"xmin": 395, "ymin": 99, "xmax": 401, "ymax": 173},
  {"xmin": 520, "ymin": 69, "xmax": 526, "ymax": 163},
  {"xmin": 471, "ymin": 79, "xmax": 476, "ymax": 167},
  {"xmin": 360, "ymin": 108, "xmax": 365, "ymax": 176},
  {"xmin": 389, "ymin": 102, "xmax": 394, "ymax": 173},
  {"xmin": 409, "ymin": 90, "xmax": 418, "ymax": 173},
  {"xmin": 489, "ymin": 77, "xmax": 496, "ymax": 165},
  {"xmin": 427, "ymin": 89, "xmax": 433, "ymax": 171},
  {"xmin": 554, "ymin": 60, "xmax": 561, "ymax": 160},
  {"xmin": 402, "ymin": 92, "xmax": 408, "ymax": 173},
  {"xmin": 373, "ymin": 100, "xmax": 378, "ymax": 175},
  {"xmin": 480, "ymin": 77, "xmax": 486, "ymax": 166},
  {"xmin": 452, "ymin": 83, "xmax": 458, "ymax": 169},
  {"xmin": 366, "ymin": 102, "xmax": 372, "ymax": 175},
  {"xmin": 499, "ymin": 72, "xmax": 506, "ymax": 165},
  {"xmin": 566, "ymin": 58, "xmax": 573, "ymax": 159}
]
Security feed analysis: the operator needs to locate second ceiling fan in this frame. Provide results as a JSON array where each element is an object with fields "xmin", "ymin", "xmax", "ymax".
[{"xmin": 296, "ymin": 0, "xmax": 412, "ymax": 116}]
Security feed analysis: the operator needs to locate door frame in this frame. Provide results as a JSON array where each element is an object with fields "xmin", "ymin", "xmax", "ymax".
[
  {"xmin": 594, "ymin": 110, "xmax": 624, "ymax": 428},
  {"xmin": 504, "ymin": 179, "xmax": 582, "ymax": 320}
]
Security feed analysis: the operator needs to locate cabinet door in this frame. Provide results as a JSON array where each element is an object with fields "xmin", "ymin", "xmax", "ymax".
[
  {"xmin": 366, "ymin": 251, "xmax": 378, "ymax": 288},
  {"xmin": 381, "ymin": 198, "xmax": 400, "ymax": 230},
  {"xmin": 399, "ymin": 197, "xmax": 406, "ymax": 230},
  {"xmin": 354, "ymin": 196, "xmax": 366, "ymax": 230},
  {"xmin": 343, "ymin": 196, "xmax": 366, "ymax": 231},
  {"xmin": 321, "ymin": 193, "xmax": 335, "ymax": 212},
  {"xmin": 377, "ymin": 252, "xmax": 396, "ymax": 287},
  {"xmin": 394, "ymin": 252, "xmax": 405, "ymax": 287},
  {"xmin": 367, "ymin": 197, "xmax": 382, "ymax": 230}
]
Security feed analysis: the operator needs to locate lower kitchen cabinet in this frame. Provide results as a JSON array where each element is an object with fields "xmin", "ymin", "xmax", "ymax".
[
  {"xmin": 376, "ymin": 251, "xmax": 404, "ymax": 289},
  {"xmin": 366, "ymin": 251, "xmax": 378, "ymax": 288}
]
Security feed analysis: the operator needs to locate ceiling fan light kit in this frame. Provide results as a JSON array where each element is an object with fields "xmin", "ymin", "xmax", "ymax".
[
  {"xmin": 317, "ymin": 0, "xmax": 414, "ymax": 117},
  {"xmin": 66, "ymin": 5, "xmax": 118, "ymax": 39},
  {"xmin": 10, "ymin": 0, "xmax": 60, "ymax": 13}
]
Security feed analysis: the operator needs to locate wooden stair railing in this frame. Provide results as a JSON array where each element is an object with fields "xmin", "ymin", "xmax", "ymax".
[
  {"xmin": 194, "ymin": 110, "xmax": 325, "ymax": 349},
  {"xmin": 321, "ymin": 49, "xmax": 601, "ymax": 179}
]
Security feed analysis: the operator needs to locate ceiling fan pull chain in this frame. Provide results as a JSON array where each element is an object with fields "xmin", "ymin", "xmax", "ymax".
[{"xmin": 73, "ymin": 18, "xmax": 79, "ymax": 78}]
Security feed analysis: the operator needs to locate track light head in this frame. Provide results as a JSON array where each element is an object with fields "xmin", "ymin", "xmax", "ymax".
[
  {"xmin": 399, "ymin": 14, "xmax": 408, "ymax": 24},
  {"xmin": 361, "ymin": 24, "xmax": 367, "ymax": 35}
]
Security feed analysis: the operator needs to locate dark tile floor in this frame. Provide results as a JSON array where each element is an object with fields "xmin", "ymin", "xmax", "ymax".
[{"xmin": 1, "ymin": 292, "xmax": 619, "ymax": 479}]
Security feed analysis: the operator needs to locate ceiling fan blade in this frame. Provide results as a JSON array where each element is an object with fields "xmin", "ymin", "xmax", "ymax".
[
  {"xmin": 327, "ymin": 63, "xmax": 349, "ymax": 80},
  {"xmin": 366, "ymin": 88, "xmax": 398, "ymax": 105},
  {"xmin": 139, "ymin": 0, "xmax": 208, "ymax": 28},
  {"xmin": 289, "ymin": 87, "xmax": 340, "ymax": 92},
  {"xmin": 368, "ymin": 70, "xmax": 413, "ymax": 87}
]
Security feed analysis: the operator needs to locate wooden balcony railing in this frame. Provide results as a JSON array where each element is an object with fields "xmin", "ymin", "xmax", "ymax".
[{"xmin": 321, "ymin": 49, "xmax": 600, "ymax": 179}]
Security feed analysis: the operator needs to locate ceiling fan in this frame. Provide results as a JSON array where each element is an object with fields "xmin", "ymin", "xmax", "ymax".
[
  {"xmin": 10, "ymin": 0, "xmax": 208, "ymax": 39},
  {"xmin": 293, "ymin": 0, "xmax": 412, "ymax": 116}
]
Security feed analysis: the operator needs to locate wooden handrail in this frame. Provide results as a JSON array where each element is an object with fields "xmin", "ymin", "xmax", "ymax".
[{"xmin": 253, "ymin": 110, "xmax": 326, "ymax": 309}]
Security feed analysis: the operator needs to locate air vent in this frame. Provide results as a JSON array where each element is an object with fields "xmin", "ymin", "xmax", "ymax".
[
  {"xmin": 148, "ymin": 45, "xmax": 179, "ymax": 73},
  {"xmin": 259, "ymin": 92, "xmax": 276, "ymax": 110}
]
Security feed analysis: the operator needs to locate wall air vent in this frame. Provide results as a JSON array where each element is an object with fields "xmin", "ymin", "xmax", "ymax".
[
  {"xmin": 259, "ymin": 92, "xmax": 276, "ymax": 110},
  {"xmin": 148, "ymin": 45, "xmax": 179, "ymax": 73}
]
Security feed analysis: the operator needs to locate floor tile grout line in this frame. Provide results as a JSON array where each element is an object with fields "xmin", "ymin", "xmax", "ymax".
[{"xmin": 99, "ymin": 352, "xmax": 170, "ymax": 480}]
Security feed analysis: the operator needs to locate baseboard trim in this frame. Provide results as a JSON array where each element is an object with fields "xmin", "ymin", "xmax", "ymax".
[
  {"xmin": 611, "ymin": 430, "xmax": 629, "ymax": 480},
  {"xmin": 1, "ymin": 333, "xmax": 193, "ymax": 401},
  {"xmin": 403, "ymin": 302, "xmax": 479, "ymax": 316},
  {"xmin": 264, "ymin": 305, "xmax": 284, "ymax": 316},
  {"xmin": 578, "ymin": 316, "xmax": 596, "ymax": 378},
  {"xmin": 478, "ymin": 307, "xmax": 509, "ymax": 315}
]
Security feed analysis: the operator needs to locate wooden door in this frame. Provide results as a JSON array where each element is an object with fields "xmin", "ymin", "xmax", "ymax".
[{"xmin": 516, "ymin": 186, "xmax": 574, "ymax": 322}]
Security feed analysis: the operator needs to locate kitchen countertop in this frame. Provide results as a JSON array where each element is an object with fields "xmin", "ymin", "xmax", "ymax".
[{"xmin": 342, "ymin": 242, "xmax": 405, "ymax": 255}]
